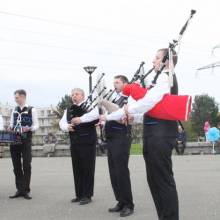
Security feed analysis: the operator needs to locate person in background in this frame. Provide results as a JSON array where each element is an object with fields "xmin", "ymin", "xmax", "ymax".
[
  {"xmin": 204, "ymin": 121, "xmax": 210, "ymax": 141},
  {"xmin": 43, "ymin": 133, "xmax": 58, "ymax": 157},
  {"xmin": 175, "ymin": 125, "xmax": 187, "ymax": 155}
]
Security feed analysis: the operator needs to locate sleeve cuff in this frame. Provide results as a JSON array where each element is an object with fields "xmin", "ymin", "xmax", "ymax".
[
  {"xmin": 106, "ymin": 115, "xmax": 113, "ymax": 121},
  {"xmin": 106, "ymin": 108, "xmax": 125, "ymax": 121},
  {"xmin": 80, "ymin": 116, "xmax": 86, "ymax": 123}
]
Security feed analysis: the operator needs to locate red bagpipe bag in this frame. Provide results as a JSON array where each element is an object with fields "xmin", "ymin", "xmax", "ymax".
[{"xmin": 123, "ymin": 83, "xmax": 191, "ymax": 121}]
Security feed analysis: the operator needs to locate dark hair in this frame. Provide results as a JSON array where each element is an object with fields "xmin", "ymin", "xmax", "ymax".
[
  {"xmin": 158, "ymin": 48, "xmax": 178, "ymax": 66},
  {"xmin": 114, "ymin": 75, "xmax": 129, "ymax": 83},
  {"xmin": 14, "ymin": 89, "xmax": 27, "ymax": 97}
]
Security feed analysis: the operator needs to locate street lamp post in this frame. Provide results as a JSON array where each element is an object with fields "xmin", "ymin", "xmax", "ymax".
[{"xmin": 83, "ymin": 66, "xmax": 97, "ymax": 101}]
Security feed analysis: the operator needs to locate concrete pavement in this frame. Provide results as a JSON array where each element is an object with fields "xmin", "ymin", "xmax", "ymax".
[{"xmin": 0, "ymin": 155, "xmax": 220, "ymax": 220}]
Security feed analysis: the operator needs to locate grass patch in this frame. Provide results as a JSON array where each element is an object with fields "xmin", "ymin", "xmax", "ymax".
[{"xmin": 130, "ymin": 143, "xmax": 143, "ymax": 155}]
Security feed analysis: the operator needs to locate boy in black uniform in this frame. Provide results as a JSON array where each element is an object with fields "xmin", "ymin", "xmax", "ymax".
[
  {"xmin": 105, "ymin": 75, "xmax": 134, "ymax": 217},
  {"xmin": 59, "ymin": 88, "xmax": 98, "ymax": 205},
  {"xmin": 9, "ymin": 89, "xmax": 39, "ymax": 200}
]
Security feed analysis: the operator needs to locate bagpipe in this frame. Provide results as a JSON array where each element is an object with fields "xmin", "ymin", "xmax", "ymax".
[
  {"xmin": 123, "ymin": 82, "xmax": 192, "ymax": 121},
  {"xmin": 81, "ymin": 73, "xmax": 110, "ymax": 141},
  {"xmin": 121, "ymin": 10, "xmax": 196, "ymax": 121},
  {"xmin": 81, "ymin": 72, "xmax": 106, "ymax": 111},
  {"xmin": 83, "ymin": 10, "xmax": 196, "ymax": 123}
]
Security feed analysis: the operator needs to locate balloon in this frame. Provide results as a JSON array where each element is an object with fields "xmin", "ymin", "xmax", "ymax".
[{"xmin": 207, "ymin": 127, "xmax": 220, "ymax": 142}]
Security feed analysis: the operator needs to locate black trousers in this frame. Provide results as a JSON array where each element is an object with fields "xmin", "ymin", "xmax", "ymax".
[
  {"xmin": 143, "ymin": 135, "xmax": 179, "ymax": 220},
  {"xmin": 70, "ymin": 142, "xmax": 96, "ymax": 199},
  {"xmin": 10, "ymin": 138, "xmax": 32, "ymax": 193},
  {"xmin": 107, "ymin": 134, "xmax": 134, "ymax": 209}
]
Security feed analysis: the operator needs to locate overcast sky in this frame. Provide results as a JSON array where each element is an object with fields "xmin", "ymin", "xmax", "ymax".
[{"xmin": 0, "ymin": 0, "xmax": 220, "ymax": 107}]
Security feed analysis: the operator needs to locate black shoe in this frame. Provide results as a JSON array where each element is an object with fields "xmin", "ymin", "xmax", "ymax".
[
  {"xmin": 23, "ymin": 193, "xmax": 32, "ymax": 200},
  {"xmin": 71, "ymin": 197, "xmax": 81, "ymax": 203},
  {"xmin": 9, "ymin": 191, "xmax": 23, "ymax": 199},
  {"xmin": 79, "ymin": 197, "xmax": 92, "ymax": 205},
  {"xmin": 108, "ymin": 203, "xmax": 123, "ymax": 212},
  {"xmin": 120, "ymin": 207, "xmax": 134, "ymax": 217}
]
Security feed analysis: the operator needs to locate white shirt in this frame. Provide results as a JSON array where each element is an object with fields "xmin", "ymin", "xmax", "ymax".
[
  {"xmin": 59, "ymin": 103, "xmax": 99, "ymax": 132},
  {"xmin": 59, "ymin": 110, "xmax": 69, "ymax": 132},
  {"xmin": 112, "ymin": 93, "xmax": 142, "ymax": 123},
  {"xmin": 0, "ymin": 114, "xmax": 3, "ymax": 130},
  {"xmin": 80, "ymin": 107, "xmax": 99, "ymax": 123},
  {"xmin": 106, "ymin": 71, "xmax": 170, "ymax": 121},
  {"xmin": 10, "ymin": 104, "xmax": 39, "ymax": 131},
  {"xmin": 81, "ymin": 94, "xmax": 140, "ymax": 123},
  {"xmin": 59, "ymin": 94, "xmax": 143, "ymax": 128}
]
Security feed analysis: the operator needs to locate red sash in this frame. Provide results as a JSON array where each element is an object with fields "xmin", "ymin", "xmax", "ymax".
[{"xmin": 123, "ymin": 83, "xmax": 191, "ymax": 121}]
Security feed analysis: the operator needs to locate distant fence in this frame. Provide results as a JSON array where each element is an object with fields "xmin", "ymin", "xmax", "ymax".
[{"xmin": 0, "ymin": 141, "xmax": 220, "ymax": 158}]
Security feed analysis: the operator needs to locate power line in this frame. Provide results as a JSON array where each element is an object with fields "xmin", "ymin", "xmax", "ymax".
[
  {"xmin": 0, "ymin": 36, "xmax": 210, "ymax": 63},
  {"xmin": 0, "ymin": 10, "xmax": 210, "ymax": 53},
  {"xmin": 0, "ymin": 10, "xmax": 156, "ymax": 39},
  {"xmin": 0, "ymin": 36, "xmax": 141, "ymax": 59},
  {"xmin": 0, "ymin": 61, "xmax": 80, "ymax": 71},
  {"xmin": 196, "ymin": 61, "xmax": 220, "ymax": 71},
  {"xmin": 0, "ymin": 11, "xmax": 212, "ymax": 55},
  {"xmin": 0, "ymin": 56, "xmax": 83, "ymax": 66},
  {"xmin": 0, "ymin": 10, "xmax": 103, "ymax": 31},
  {"xmin": 0, "ymin": 56, "xmax": 138, "ymax": 71},
  {"xmin": 0, "ymin": 25, "xmax": 163, "ymax": 50}
]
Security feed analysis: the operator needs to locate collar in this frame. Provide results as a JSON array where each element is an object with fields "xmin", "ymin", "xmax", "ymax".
[
  {"xmin": 112, "ymin": 93, "xmax": 121, "ymax": 102},
  {"xmin": 73, "ymin": 101, "xmax": 84, "ymax": 106},
  {"xmin": 115, "ymin": 92, "xmax": 122, "ymax": 98},
  {"xmin": 17, "ymin": 104, "xmax": 28, "ymax": 110}
]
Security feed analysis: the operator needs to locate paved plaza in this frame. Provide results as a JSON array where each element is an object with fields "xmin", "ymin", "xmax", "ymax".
[{"xmin": 0, "ymin": 155, "xmax": 220, "ymax": 220}]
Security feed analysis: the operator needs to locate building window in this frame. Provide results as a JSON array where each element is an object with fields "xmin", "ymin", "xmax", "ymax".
[{"xmin": 40, "ymin": 110, "xmax": 44, "ymax": 117}]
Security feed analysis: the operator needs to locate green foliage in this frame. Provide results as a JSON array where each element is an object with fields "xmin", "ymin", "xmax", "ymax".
[
  {"xmin": 130, "ymin": 143, "xmax": 143, "ymax": 155},
  {"xmin": 55, "ymin": 94, "xmax": 72, "ymax": 119},
  {"xmin": 182, "ymin": 120, "xmax": 197, "ymax": 141},
  {"xmin": 191, "ymin": 94, "xmax": 220, "ymax": 136},
  {"xmin": 131, "ymin": 123, "xmax": 143, "ymax": 144}
]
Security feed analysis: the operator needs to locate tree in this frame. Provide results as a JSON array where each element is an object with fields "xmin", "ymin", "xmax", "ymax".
[
  {"xmin": 191, "ymin": 94, "xmax": 220, "ymax": 136},
  {"xmin": 50, "ymin": 94, "xmax": 72, "ymax": 144},
  {"xmin": 53, "ymin": 94, "xmax": 72, "ymax": 119},
  {"xmin": 182, "ymin": 120, "xmax": 197, "ymax": 141}
]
